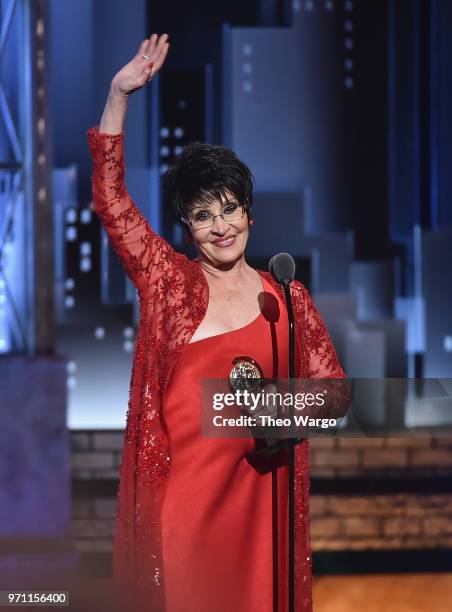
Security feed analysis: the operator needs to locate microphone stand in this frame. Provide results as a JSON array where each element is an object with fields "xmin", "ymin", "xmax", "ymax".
[
  {"xmin": 245, "ymin": 256, "xmax": 302, "ymax": 612},
  {"xmin": 248, "ymin": 279, "xmax": 300, "ymax": 612},
  {"xmin": 282, "ymin": 279, "xmax": 298, "ymax": 612}
]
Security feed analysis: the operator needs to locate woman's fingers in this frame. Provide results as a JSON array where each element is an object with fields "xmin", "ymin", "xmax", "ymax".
[
  {"xmin": 144, "ymin": 33, "xmax": 167, "ymax": 59},
  {"xmin": 155, "ymin": 33, "xmax": 169, "ymax": 51},
  {"xmin": 260, "ymin": 385, "xmax": 279, "ymax": 417},
  {"xmin": 155, "ymin": 35, "xmax": 169, "ymax": 58},
  {"xmin": 145, "ymin": 33, "xmax": 158, "ymax": 57},
  {"xmin": 136, "ymin": 38, "xmax": 149, "ymax": 57},
  {"xmin": 134, "ymin": 34, "xmax": 169, "ymax": 77},
  {"xmin": 152, "ymin": 42, "xmax": 169, "ymax": 72}
]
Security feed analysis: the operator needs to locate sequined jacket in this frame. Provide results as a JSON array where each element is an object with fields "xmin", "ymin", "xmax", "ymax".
[{"xmin": 87, "ymin": 126, "xmax": 346, "ymax": 612}]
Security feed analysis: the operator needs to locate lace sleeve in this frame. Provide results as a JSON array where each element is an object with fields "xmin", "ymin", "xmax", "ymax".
[
  {"xmin": 87, "ymin": 126, "xmax": 179, "ymax": 294},
  {"xmin": 294, "ymin": 282, "xmax": 350, "ymax": 420},
  {"xmin": 299, "ymin": 283, "xmax": 346, "ymax": 379}
]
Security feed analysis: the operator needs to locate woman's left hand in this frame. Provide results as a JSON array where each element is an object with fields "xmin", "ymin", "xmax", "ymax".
[{"xmin": 251, "ymin": 384, "xmax": 280, "ymax": 420}]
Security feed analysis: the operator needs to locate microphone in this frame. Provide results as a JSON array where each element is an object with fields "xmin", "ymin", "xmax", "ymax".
[{"xmin": 269, "ymin": 252, "xmax": 296, "ymax": 285}]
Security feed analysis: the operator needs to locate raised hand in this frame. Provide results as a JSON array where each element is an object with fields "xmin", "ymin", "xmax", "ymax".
[{"xmin": 110, "ymin": 33, "xmax": 170, "ymax": 97}]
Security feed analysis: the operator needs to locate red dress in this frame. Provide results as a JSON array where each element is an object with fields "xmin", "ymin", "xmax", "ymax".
[
  {"xmin": 161, "ymin": 275, "xmax": 300, "ymax": 611},
  {"xmin": 87, "ymin": 126, "xmax": 347, "ymax": 612}
]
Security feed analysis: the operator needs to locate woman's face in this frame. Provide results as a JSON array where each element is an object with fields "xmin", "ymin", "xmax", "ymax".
[{"xmin": 187, "ymin": 190, "xmax": 250, "ymax": 268}]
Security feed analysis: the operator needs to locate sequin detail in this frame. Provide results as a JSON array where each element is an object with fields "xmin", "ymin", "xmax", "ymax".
[{"xmin": 88, "ymin": 125, "xmax": 346, "ymax": 612}]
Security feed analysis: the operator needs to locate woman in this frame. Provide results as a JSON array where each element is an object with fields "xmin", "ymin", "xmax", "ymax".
[{"xmin": 88, "ymin": 34, "xmax": 345, "ymax": 612}]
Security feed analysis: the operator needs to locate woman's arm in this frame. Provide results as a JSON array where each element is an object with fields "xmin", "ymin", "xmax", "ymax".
[
  {"xmin": 298, "ymin": 283, "xmax": 350, "ymax": 420},
  {"xmin": 88, "ymin": 34, "xmax": 174, "ymax": 295},
  {"xmin": 299, "ymin": 283, "xmax": 345, "ymax": 378},
  {"xmin": 99, "ymin": 88, "xmax": 128, "ymax": 135}
]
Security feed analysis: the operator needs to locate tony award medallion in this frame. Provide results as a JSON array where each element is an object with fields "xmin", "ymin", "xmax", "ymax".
[{"xmin": 229, "ymin": 356, "xmax": 264, "ymax": 393}]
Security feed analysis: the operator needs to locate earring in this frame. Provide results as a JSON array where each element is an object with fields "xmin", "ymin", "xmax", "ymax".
[{"xmin": 249, "ymin": 218, "xmax": 254, "ymax": 226}]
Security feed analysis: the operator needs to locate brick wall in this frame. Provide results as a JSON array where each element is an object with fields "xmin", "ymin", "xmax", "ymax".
[
  {"xmin": 310, "ymin": 436, "xmax": 452, "ymax": 477},
  {"xmin": 70, "ymin": 431, "xmax": 452, "ymax": 554},
  {"xmin": 71, "ymin": 432, "xmax": 123, "ymax": 479},
  {"xmin": 71, "ymin": 496, "xmax": 116, "ymax": 553},
  {"xmin": 310, "ymin": 493, "xmax": 452, "ymax": 550}
]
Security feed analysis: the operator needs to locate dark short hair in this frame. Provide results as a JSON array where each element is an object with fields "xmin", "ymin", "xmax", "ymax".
[{"xmin": 162, "ymin": 141, "xmax": 254, "ymax": 229}]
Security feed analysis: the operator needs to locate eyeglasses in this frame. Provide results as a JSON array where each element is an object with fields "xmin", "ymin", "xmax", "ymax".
[{"xmin": 182, "ymin": 201, "xmax": 248, "ymax": 231}]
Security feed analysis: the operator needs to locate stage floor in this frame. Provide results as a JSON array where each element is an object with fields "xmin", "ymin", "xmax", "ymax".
[
  {"xmin": 1, "ymin": 548, "xmax": 451, "ymax": 611},
  {"xmin": 313, "ymin": 572, "xmax": 452, "ymax": 612}
]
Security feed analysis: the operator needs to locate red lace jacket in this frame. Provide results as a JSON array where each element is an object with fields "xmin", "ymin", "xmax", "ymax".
[{"xmin": 87, "ymin": 126, "xmax": 346, "ymax": 612}]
